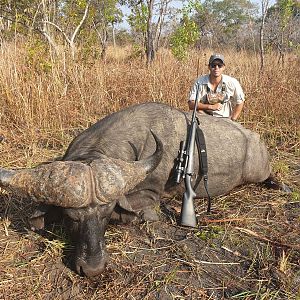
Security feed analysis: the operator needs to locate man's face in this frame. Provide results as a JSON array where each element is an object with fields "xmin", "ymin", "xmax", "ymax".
[{"xmin": 209, "ymin": 59, "xmax": 225, "ymax": 77}]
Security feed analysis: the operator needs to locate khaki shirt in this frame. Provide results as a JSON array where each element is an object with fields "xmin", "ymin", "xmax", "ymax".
[{"xmin": 189, "ymin": 74, "xmax": 245, "ymax": 118}]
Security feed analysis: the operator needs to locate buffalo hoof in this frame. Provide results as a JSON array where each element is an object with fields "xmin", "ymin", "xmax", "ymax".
[
  {"xmin": 140, "ymin": 208, "xmax": 159, "ymax": 222},
  {"xmin": 110, "ymin": 207, "xmax": 159, "ymax": 223},
  {"xmin": 264, "ymin": 177, "xmax": 292, "ymax": 193},
  {"xmin": 110, "ymin": 210, "xmax": 139, "ymax": 224}
]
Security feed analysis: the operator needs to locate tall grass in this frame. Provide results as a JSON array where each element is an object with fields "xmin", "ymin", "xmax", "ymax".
[{"xmin": 0, "ymin": 41, "xmax": 299, "ymax": 167}]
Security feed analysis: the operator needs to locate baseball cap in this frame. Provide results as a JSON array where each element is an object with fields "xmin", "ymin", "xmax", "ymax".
[{"xmin": 209, "ymin": 54, "xmax": 225, "ymax": 65}]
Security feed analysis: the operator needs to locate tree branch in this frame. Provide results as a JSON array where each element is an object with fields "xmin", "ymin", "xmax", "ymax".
[{"xmin": 70, "ymin": 0, "xmax": 91, "ymax": 44}]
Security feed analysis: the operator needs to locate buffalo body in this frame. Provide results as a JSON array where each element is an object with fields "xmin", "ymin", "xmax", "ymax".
[{"xmin": 0, "ymin": 102, "xmax": 271, "ymax": 277}]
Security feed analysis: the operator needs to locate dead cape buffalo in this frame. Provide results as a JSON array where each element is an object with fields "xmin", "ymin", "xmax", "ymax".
[{"xmin": 0, "ymin": 102, "xmax": 276, "ymax": 277}]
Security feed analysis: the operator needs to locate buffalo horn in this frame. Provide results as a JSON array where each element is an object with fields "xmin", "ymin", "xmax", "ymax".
[
  {"xmin": 0, "ymin": 131, "xmax": 163, "ymax": 208},
  {"xmin": 91, "ymin": 130, "xmax": 163, "ymax": 204},
  {"xmin": 0, "ymin": 161, "xmax": 94, "ymax": 208}
]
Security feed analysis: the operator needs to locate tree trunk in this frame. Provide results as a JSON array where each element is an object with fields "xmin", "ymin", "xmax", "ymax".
[
  {"xmin": 100, "ymin": 29, "xmax": 108, "ymax": 60},
  {"xmin": 153, "ymin": 0, "xmax": 169, "ymax": 52},
  {"xmin": 112, "ymin": 23, "xmax": 116, "ymax": 48},
  {"xmin": 259, "ymin": 0, "xmax": 269, "ymax": 71},
  {"xmin": 146, "ymin": 0, "xmax": 155, "ymax": 65}
]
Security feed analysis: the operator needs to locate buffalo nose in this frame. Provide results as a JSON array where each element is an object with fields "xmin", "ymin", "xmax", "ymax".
[{"xmin": 75, "ymin": 257, "xmax": 107, "ymax": 277}]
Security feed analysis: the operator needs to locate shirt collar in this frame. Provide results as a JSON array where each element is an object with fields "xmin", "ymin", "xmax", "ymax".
[{"xmin": 205, "ymin": 75, "xmax": 226, "ymax": 89}]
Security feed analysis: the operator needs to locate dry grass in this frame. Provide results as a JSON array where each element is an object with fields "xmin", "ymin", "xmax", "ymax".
[{"xmin": 0, "ymin": 41, "xmax": 299, "ymax": 299}]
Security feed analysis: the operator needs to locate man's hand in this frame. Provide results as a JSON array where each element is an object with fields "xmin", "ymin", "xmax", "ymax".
[
  {"xmin": 191, "ymin": 101, "xmax": 223, "ymax": 112},
  {"xmin": 209, "ymin": 103, "xmax": 223, "ymax": 111}
]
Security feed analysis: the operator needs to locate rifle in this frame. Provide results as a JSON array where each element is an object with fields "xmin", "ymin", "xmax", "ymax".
[{"xmin": 175, "ymin": 83, "xmax": 201, "ymax": 227}]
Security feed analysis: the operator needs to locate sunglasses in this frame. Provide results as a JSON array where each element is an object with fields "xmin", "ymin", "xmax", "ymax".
[{"xmin": 210, "ymin": 63, "xmax": 224, "ymax": 68}]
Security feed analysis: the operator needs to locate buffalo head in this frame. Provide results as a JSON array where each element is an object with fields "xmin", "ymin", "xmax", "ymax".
[{"xmin": 0, "ymin": 131, "xmax": 163, "ymax": 277}]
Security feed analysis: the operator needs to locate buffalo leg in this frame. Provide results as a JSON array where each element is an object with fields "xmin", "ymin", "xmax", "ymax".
[{"xmin": 111, "ymin": 189, "xmax": 160, "ymax": 224}]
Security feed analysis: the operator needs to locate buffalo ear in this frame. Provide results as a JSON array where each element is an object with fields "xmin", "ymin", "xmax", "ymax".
[
  {"xmin": 29, "ymin": 204, "xmax": 50, "ymax": 230},
  {"xmin": 29, "ymin": 204, "xmax": 63, "ymax": 231},
  {"xmin": 29, "ymin": 215, "xmax": 45, "ymax": 231}
]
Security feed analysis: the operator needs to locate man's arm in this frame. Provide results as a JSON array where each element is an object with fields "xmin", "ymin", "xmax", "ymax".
[
  {"xmin": 231, "ymin": 78, "xmax": 245, "ymax": 121},
  {"xmin": 230, "ymin": 102, "xmax": 244, "ymax": 121},
  {"xmin": 188, "ymin": 100, "xmax": 223, "ymax": 112}
]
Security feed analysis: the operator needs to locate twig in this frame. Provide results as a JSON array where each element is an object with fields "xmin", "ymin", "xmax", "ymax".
[
  {"xmin": 221, "ymin": 246, "xmax": 249, "ymax": 260},
  {"xmin": 199, "ymin": 217, "xmax": 256, "ymax": 225},
  {"xmin": 174, "ymin": 257, "xmax": 240, "ymax": 266},
  {"xmin": 235, "ymin": 227, "xmax": 300, "ymax": 250}
]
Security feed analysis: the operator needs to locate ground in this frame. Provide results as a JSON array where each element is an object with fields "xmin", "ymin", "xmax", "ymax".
[{"xmin": 0, "ymin": 151, "xmax": 299, "ymax": 300}]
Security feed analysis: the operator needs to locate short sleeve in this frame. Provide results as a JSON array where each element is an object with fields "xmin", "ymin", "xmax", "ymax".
[
  {"xmin": 189, "ymin": 81, "xmax": 199, "ymax": 102},
  {"xmin": 233, "ymin": 79, "xmax": 245, "ymax": 104},
  {"xmin": 188, "ymin": 76, "xmax": 208, "ymax": 103}
]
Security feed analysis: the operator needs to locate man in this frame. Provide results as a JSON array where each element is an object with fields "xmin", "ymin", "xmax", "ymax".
[{"xmin": 188, "ymin": 54, "xmax": 245, "ymax": 121}]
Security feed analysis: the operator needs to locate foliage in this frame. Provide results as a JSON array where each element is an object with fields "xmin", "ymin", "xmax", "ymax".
[
  {"xmin": 170, "ymin": 16, "xmax": 199, "ymax": 60},
  {"xmin": 0, "ymin": 0, "xmax": 123, "ymax": 59},
  {"xmin": 194, "ymin": 0, "xmax": 256, "ymax": 47},
  {"xmin": 170, "ymin": 1, "xmax": 200, "ymax": 60},
  {"xmin": 89, "ymin": 0, "xmax": 123, "ymax": 27},
  {"xmin": 264, "ymin": 0, "xmax": 300, "ymax": 55},
  {"xmin": 0, "ymin": 0, "xmax": 298, "ymax": 63},
  {"xmin": 194, "ymin": 225, "xmax": 223, "ymax": 241},
  {"xmin": 278, "ymin": 0, "xmax": 294, "ymax": 28},
  {"xmin": 127, "ymin": 2, "xmax": 148, "ymax": 38}
]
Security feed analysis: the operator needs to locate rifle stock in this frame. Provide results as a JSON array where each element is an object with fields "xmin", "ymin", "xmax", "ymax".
[
  {"xmin": 176, "ymin": 83, "xmax": 201, "ymax": 228},
  {"xmin": 180, "ymin": 174, "xmax": 197, "ymax": 227}
]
